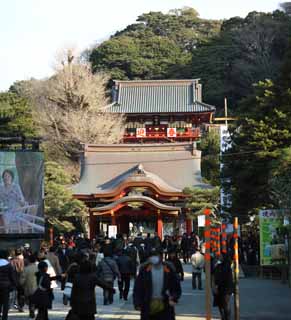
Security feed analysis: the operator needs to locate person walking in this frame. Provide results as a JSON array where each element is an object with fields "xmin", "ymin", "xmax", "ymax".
[
  {"xmin": 133, "ymin": 248, "xmax": 181, "ymax": 320},
  {"xmin": 46, "ymin": 247, "xmax": 62, "ymax": 276},
  {"xmin": 212, "ymin": 255, "xmax": 234, "ymax": 320},
  {"xmin": 97, "ymin": 251, "xmax": 120, "ymax": 305},
  {"xmin": 33, "ymin": 261, "xmax": 54, "ymax": 320},
  {"xmin": 117, "ymin": 249, "xmax": 134, "ymax": 301},
  {"xmin": 167, "ymin": 249, "xmax": 184, "ymax": 282},
  {"xmin": 191, "ymin": 248, "xmax": 205, "ymax": 290},
  {"xmin": 19, "ymin": 254, "xmax": 38, "ymax": 318},
  {"xmin": 0, "ymin": 250, "xmax": 17, "ymax": 320},
  {"xmin": 69, "ymin": 260, "xmax": 115, "ymax": 320},
  {"xmin": 10, "ymin": 248, "xmax": 25, "ymax": 312}
]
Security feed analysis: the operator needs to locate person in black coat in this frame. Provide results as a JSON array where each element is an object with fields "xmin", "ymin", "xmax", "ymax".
[
  {"xmin": 133, "ymin": 248, "xmax": 181, "ymax": 320},
  {"xmin": 166, "ymin": 250, "xmax": 184, "ymax": 282},
  {"xmin": 117, "ymin": 250, "xmax": 134, "ymax": 300},
  {"xmin": 0, "ymin": 250, "xmax": 17, "ymax": 320},
  {"xmin": 70, "ymin": 260, "xmax": 115, "ymax": 320},
  {"xmin": 34, "ymin": 261, "xmax": 56, "ymax": 320},
  {"xmin": 212, "ymin": 254, "xmax": 234, "ymax": 320}
]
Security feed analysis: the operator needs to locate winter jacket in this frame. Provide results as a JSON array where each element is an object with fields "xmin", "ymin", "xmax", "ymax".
[
  {"xmin": 133, "ymin": 262, "xmax": 182, "ymax": 320},
  {"xmin": 191, "ymin": 252, "xmax": 205, "ymax": 273},
  {"xmin": 0, "ymin": 259, "xmax": 17, "ymax": 291},
  {"xmin": 70, "ymin": 273, "xmax": 112, "ymax": 316},
  {"xmin": 167, "ymin": 257, "xmax": 184, "ymax": 280},
  {"xmin": 98, "ymin": 257, "xmax": 120, "ymax": 282},
  {"xmin": 19, "ymin": 263, "xmax": 38, "ymax": 297},
  {"xmin": 46, "ymin": 252, "xmax": 62, "ymax": 275},
  {"xmin": 117, "ymin": 254, "xmax": 135, "ymax": 275}
]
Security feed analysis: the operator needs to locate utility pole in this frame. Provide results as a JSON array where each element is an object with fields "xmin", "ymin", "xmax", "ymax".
[
  {"xmin": 204, "ymin": 208, "xmax": 212, "ymax": 320},
  {"xmin": 234, "ymin": 217, "xmax": 240, "ymax": 320},
  {"xmin": 224, "ymin": 97, "xmax": 228, "ymax": 127}
]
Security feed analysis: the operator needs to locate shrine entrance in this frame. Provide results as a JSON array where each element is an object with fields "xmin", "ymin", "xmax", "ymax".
[{"xmin": 90, "ymin": 197, "xmax": 181, "ymax": 239}]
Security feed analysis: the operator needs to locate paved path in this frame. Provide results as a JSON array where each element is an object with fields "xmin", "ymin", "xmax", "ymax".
[{"xmin": 8, "ymin": 264, "xmax": 291, "ymax": 320}]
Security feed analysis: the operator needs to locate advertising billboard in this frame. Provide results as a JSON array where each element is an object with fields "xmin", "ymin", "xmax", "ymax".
[
  {"xmin": 0, "ymin": 151, "xmax": 44, "ymax": 235},
  {"xmin": 259, "ymin": 209, "xmax": 287, "ymax": 266}
]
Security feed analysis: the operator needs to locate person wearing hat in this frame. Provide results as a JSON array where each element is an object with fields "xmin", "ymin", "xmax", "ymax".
[{"xmin": 133, "ymin": 248, "xmax": 181, "ymax": 320}]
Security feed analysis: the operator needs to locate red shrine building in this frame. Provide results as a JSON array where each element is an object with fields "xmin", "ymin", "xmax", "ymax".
[{"xmin": 73, "ymin": 79, "xmax": 215, "ymax": 239}]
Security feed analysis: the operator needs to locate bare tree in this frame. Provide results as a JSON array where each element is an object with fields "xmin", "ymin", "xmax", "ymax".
[{"xmin": 28, "ymin": 49, "xmax": 124, "ymax": 158}]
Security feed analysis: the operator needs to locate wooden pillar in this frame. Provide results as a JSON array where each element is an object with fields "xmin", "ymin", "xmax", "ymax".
[
  {"xmin": 89, "ymin": 211, "xmax": 96, "ymax": 240},
  {"xmin": 186, "ymin": 218, "xmax": 193, "ymax": 235},
  {"xmin": 157, "ymin": 210, "xmax": 163, "ymax": 240},
  {"xmin": 111, "ymin": 210, "xmax": 116, "ymax": 225}
]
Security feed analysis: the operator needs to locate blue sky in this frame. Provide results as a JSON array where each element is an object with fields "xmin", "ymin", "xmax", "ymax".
[{"xmin": 0, "ymin": 0, "xmax": 280, "ymax": 91}]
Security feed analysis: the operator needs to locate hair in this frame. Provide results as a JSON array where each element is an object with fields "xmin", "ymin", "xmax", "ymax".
[
  {"xmin": 0, "ymin": 249, "xmax": 8, "ymax": 259},
  {"xmin": 28, "ymin": 254, "xmax": 37, "ymax": 263},
  {"xmin": 79, "ymin": 260, "xmax": 92, "ymax": 274},
  {"xmin": 2, "ymin": 169, "xmax": 14, "ymax": 181},
  {"xmin": 38, "ymin": 261, "xmax": 48, "ymax": 271}
]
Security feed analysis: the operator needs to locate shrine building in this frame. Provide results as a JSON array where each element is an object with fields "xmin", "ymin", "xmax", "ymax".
[{"xmin": 73, "ymin": 79, "xmax": 215, "ymax": 239}]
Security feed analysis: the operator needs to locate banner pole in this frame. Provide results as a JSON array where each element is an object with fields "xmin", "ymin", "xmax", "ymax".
[
  {"xmin": 204, "ymin": 208, "xmax": 211, "ymax": 320},
  {"xmin": 234, "ymin": 217, "xmax": 240, "ymax": 320}
]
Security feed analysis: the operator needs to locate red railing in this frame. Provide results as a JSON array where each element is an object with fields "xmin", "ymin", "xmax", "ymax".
[{"xmin": 123, "ymin": 127, "xmax": 200, "ymax": 141}]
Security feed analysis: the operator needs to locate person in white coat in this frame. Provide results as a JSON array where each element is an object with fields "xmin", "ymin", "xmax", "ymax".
[{"xmin": 191, "ymin": 248, "xmax": 205, "ymax": 290}]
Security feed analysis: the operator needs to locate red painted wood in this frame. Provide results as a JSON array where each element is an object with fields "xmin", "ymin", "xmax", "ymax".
[{"xmin": 186, "ymin": 218, "xmax": 192, "ymax": 235}]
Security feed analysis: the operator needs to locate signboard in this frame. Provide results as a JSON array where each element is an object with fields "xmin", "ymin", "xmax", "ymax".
[
  {"xmin": 136, "ymin": 128, "xmax": 146, "ymax": 138},
  {"xmin": 167, "ymin": 128, "xmax": 177, "ymax": 138},
  {"xmin": 198, "ymin": 215, "xmax": 205, "ymax": 227},
  {"xmin": 108, "ymin": 225, "xmax": 117, "ymax": 238},
  {"xmin": 259, "ymin": 209, "xmax": 287, "ymax": 266},
  {"xmin": 0, "ymin": 151, "xmax": 44, "ymax": 235}
]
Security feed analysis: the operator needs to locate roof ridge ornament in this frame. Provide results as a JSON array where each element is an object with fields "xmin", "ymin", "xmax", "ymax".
[{"xmin": 136, "ymin": 163, "xmax": 145, "ymax": 175}]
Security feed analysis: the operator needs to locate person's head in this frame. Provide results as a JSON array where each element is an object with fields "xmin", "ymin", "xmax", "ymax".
[
  {"xmin": 168, "ymin": 250, "xmax": 176, "ymax": 260},
  {"xmin": 2, "ymin": 169, "xmax": 14, "ymax": 186},
  {"xmin": 28, "ymin": 254, "xmax": 37, "ymax": 264},
  {"xmin": 148, "ymin": 248, "xmax": 163, "ymax": 265},
  {"xmin": 38, "ymin": 261, "xmax": 48, "ymax": 273},
  {"xmin": 79, "ymin": 260, "xmax": 92, "ymax": 274},
  {"xmin": 0, "ymin": 249, "xmax": 9, "ymax": 260},
  {"xmin": 15, "ymin": 248, "xmax": 22, "ymax": 256},
  {"xmin": 37, "ymin": 251, "xmax": 46, "ymax": 261},
  {"xmin": 24, "ymin": 243, "xmax": 30, "ymax": 250},
  {"xmin": 49, "ymin": 246, "xmax": 56, "ymax": 253},
  {"xmin": 61, "ymin": 242, "xmax": 67, "ymax": 250}
]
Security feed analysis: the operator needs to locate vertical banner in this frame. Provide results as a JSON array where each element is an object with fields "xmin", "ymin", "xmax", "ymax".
[
  {"xmin": 0, "ymin": 151, "xmax": 44, "ymax": 236},
  {"xmin": 259, "ymin": 209, "xmax": 287, "ymax": 266}
]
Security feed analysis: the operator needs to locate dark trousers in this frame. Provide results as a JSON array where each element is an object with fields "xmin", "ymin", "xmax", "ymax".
[
  {"xmin": 182, "ymin": 250, "xmax": 189, "ymax": 263},
  {"xmin": 0, "ymin": 290, "xmax": 10, "ymax": 320},
  {"xmin": 118, "ymin": 274, "xmax": 130, "ymax": 299},
  {"xmin": 28, "ymin": 295, "xmax": 35, "ymax": 316},
  {"xmin": 16, "ymin": 286, "xmax": 25, "ymax": 309},
  {"xmin": 103, "ymin": 280, "xmax": 114, "ymax": 305},
  {"xmin": 218, "ymin": 294, "xmax": 231, "ymax": 320},
  {"xmin": 192, "ymin": 272, "xmax": 202, "ymax": 289},
  {"xmin": 36, "ymin": 307, "xmax": 48, "ymax": 320}
]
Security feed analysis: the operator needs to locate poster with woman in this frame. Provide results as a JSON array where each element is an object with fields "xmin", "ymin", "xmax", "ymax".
[{"xmin": 0, "ymin": 151, "xmax": 44, "ymax": 235}]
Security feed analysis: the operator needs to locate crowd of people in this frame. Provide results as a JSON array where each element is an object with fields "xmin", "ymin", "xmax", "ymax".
[{"xmin": 0, "ymin": 231, "xmax": 235, "ymax": 320}]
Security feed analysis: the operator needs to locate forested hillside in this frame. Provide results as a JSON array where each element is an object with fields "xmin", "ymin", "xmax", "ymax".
[{"xmin": 89, "ymin": 7, "xmax": 291, "ymax": 112}]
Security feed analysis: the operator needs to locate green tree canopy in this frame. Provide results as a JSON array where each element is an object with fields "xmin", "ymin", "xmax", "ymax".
[
  {"xmin": 0, "ymin": 92, "xmax": 37, "ymax": 138},
  {"xmin": 199, "ymin": 130, "xmax": 220, "ymax": 186},
  {"xmin": 90, "ymin": 8, "xmax": 221, "ymax": 81},
  {"xmin": 184, "ymin": 186, "xmax": 220, "ymax": 215},
  {"xmin": 45, "ymin": 161, "xmax": 87, "ymax": 232}
]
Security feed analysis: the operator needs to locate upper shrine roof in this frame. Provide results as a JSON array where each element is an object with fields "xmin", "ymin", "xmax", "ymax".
[{"xmin": 105, "ymin": 79, "xmax": 216, "ymax": 114}]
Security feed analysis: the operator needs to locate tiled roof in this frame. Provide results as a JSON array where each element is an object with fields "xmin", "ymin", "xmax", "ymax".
[
  {"xmin": 72, "ymin": 143, "xmax": 211, "ymax": 196},
  {"xmin": 106, "ymin": 80, "xmax": 215, "ymax": 114}
]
